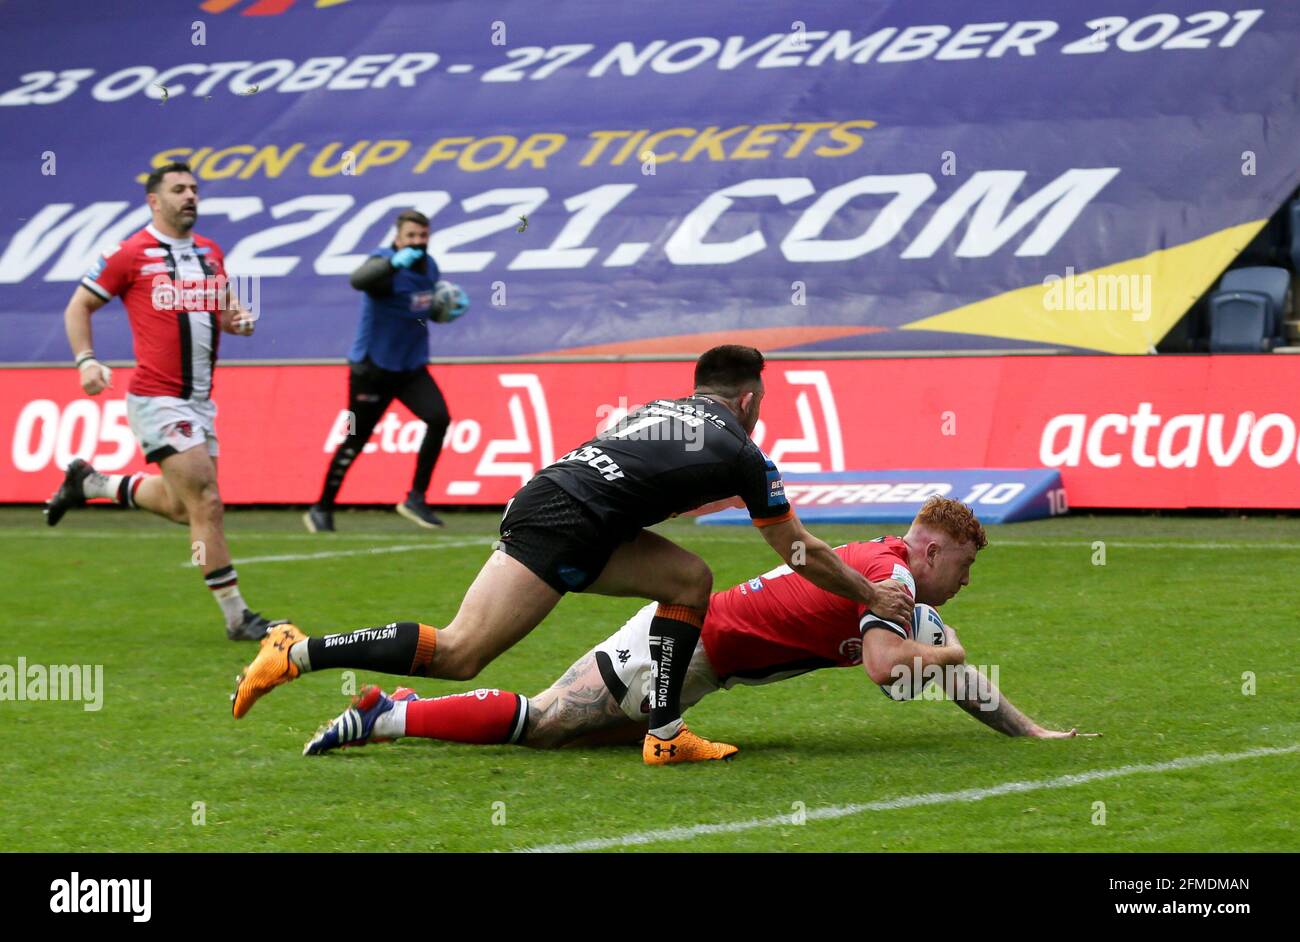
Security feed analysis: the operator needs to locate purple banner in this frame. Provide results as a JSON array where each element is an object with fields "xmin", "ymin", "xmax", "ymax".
[{"xmin": 2, "ymin": 0, "xmax": 1298, "ymax": 361}]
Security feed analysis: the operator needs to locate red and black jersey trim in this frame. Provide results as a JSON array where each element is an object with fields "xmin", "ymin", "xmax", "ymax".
[
  {"xmin": 155, "ymin": 240, "xmax": 195, "ymax": 400},
  {"xmin": 198, "ymin": 251, "xmax": 219, "ymax": 396},
  {"xmin": 80, "ymin": 277, "xmax": 112, "ymax": 301},
  {"xmin": 176, "ymin": 310, "xmax": 194, "ymax": 400},
  {"xmin": 861, "ymin": 612, "xmax": 909, "ymax": 640},
  {"xmin": 207, "ymin": 311, "xmax": 219, "ymax": 395}
]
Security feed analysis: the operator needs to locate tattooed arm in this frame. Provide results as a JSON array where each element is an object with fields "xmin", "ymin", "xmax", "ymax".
[{"xmin": 948, "ymin": 660, "xmax": 1097, "ymax": 739}]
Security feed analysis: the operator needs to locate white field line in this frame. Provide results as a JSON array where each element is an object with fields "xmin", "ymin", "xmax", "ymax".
[
  {"xmin": 519, "ymin": 743, "xmax": 1300, "ymax": 853},
  {"xmin": 9, "ymin": 530, "xmax": 1300, "ymax": 552},
  {"xmin": 179, "ymin": 538, "xmax": 495, "ymax": 566},
  {"xmin": 1, "ymin": 529, "xmax": 490, "ymax": 542}
]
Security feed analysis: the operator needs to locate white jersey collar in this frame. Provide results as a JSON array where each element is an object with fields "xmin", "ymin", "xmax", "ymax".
[{"xmin": 146, "ymin": 223, "xmax": 194, "ymax": 248}]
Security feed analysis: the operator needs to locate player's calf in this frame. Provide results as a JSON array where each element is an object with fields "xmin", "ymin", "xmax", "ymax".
[
  {"xmin": 291, "ymin": 621, "xmax": 441, "ymax": 677},
  {"xmin": 646, "ymin": 602, "xmax": 708, "ymax": 740},
  {"xmin": 424, "ymin": 629, "xmax": 493, "ymax": 681},
  {"xmin": 183, "ymin": 480, "xmax": 224, "ymax": 529},
  {"xmin": 127, "ymin": 474, "xmax": 188, "ymax": 523},
  {"xmin": 234, "ymin": 620, "xmax": 447, "ymax": 716},
  {"xmin": 667, "ymin": 553, "xmax": 714, "ymax": 611}
]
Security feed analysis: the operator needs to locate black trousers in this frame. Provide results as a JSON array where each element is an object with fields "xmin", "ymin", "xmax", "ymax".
[{"xmin": 317, "ymin": 358, "xmax": 451, "ymax": 507}]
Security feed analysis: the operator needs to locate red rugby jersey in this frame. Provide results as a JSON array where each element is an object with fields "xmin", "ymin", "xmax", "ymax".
[
  {"xmin": 81, "ymin": 224, "xmax": 227, "ymax": 400},
  {"xmin": 701, "ymin": 537, "xmax": 917, "ymax": 686}
]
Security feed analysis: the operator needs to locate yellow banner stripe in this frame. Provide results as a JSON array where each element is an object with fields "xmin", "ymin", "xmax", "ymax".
[{"xmin": 901, "ymin": 220, "xmax": 1268, "ymax": 354}]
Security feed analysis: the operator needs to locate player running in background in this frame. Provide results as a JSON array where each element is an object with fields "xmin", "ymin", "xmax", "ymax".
[
  {"xmin": 302, "ymin": 497, "xmax": 1095, "ymax": 756},
  {"xmin": 234, "ymin": 345, "xmax": 915, "ymax": 764},
  {"xmin": 44, "ymin": 162, "xmax": 278, "ymax": 641},
  {"xmin": 302, "ymin": 209, "xmax": 468, "ymax": 533}
]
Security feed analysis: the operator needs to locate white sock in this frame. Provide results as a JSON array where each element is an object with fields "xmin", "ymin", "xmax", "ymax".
[
  {"xmin": 82, "ymin": 470, "xmax": 116, "ymax": 500},
  {"xmin": 289, "ymin": 639, "xmax": 312, "ymax": 673},
  {"xmin": 204, "ymin": 566, "xmax": 246, "ymax": 628},
  {"xmin": 86, "ymin": 471, "xmax": 146, "ymax": 507},
  {"xmin": 212, "ymin": 587, "xmax": 247, "ymax": 628},
  {"xmin": 371, "ymin": 700, "xmax": 407, "ymax": 739},
  {"xmin": 649, "ymin": 717, "xmax": 685, "ymax": 740}
]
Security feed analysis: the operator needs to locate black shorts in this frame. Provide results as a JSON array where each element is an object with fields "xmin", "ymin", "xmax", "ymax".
[{"xmin": 496, "ymin": 476, "xmax": 626, "ymax": 595}]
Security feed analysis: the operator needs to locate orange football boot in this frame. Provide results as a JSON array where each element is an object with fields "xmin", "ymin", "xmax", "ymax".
[
  {"xmin": 231, "ymin": 622, "xmax": 307, "ymax": 718},
  {"xmin": 642, "ymin": 724, "xmax": 738, "ymax": 764}
]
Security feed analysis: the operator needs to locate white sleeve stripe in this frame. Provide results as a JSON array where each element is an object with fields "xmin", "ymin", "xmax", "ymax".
[
  {"xmin": 80, "ymin": 278, "xmax": 111, "ymax": 301},
  {"xmin": 860, "ymin": 613, "xmax": 907, "ymax": 640}
]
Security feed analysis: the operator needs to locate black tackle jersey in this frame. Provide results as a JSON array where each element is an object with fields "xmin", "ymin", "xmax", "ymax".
[{"xmin": 533, "ymin": 395, "xmax": 794, "ymax": 537}]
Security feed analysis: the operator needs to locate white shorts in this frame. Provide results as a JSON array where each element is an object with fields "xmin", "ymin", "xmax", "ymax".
[
  {"xmin": 590, "ymin": 602, "xmax": 723, "ymax": 722},
  {"xmin": 126, "ymin": 393, "xmax": 219, "ymax": 464}
]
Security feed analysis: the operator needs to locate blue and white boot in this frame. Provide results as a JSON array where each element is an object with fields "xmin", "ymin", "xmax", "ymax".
[{"xmin": 303, "ymin": 685, "xmax": 400, "ymax": 756}]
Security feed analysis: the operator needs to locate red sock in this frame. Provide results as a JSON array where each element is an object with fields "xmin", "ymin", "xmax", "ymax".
[{"xmin": 404, "ymin": 689, "xmax": 528, "ymax": 744}]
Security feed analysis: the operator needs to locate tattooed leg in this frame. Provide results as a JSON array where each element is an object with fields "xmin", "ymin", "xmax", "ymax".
[{"xmin": 522, "ymin": 651, "xmax": 643, "ymax": 749}]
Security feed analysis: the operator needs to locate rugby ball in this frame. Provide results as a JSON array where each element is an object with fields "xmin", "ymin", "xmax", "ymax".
[
  {"xmin": 431, "ymin": 280, "xmax": 466, "ymax": 323},
  {"xmin": 878, "ymin": 603, "xmax": 947, "ymax": 701}
]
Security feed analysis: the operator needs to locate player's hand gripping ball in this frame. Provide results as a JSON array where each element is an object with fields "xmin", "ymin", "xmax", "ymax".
[
  {"xmin": 432, "ymin": 280, "xmax": 469, "ymax": 323},
  {"xmin": 878, "ymin": 603, "xmax": 948, "ymax": 701}
]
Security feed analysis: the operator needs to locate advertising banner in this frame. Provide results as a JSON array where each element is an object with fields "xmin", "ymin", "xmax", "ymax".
[
  {"xmin": 696, "ymin": 470, "xmax": 1066, "ymax": 525},
  {"xmin": 5, "ymin": 355, "xmax": 1300, "ymax": 510},
  {"xmin": 3, "ymin": 1, "xmax": 1299, "ymax": 361}
]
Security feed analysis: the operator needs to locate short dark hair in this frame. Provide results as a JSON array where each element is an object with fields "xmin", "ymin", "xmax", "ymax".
[
  {"xmin": 395, "ymin": 209, "xmax": 429, "ymax": 229},
  {"xmin": 145, "ymin": 162, "xmax": 194, "ymax": 195},
  {"xmin": 693, "ymin": 345, "xmax": 765, "ymax": 396}
]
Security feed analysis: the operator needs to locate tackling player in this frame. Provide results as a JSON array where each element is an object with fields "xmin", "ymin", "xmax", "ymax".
[
  {"xmin": 43, "ymin": 162, "xmax": 278, "ymax": 641},
  {"xmin": 233, "ymin": 345, "xmax": 915, "ymax": 764},
  {"xmin": 301, "ymin": 497, "xmax": 1095, "ymax": 756}
]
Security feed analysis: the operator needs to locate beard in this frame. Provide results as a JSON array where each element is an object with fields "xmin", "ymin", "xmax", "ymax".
[{"xmin": 172, "ymin": 207, "xmax": 197, "ymax": 232}]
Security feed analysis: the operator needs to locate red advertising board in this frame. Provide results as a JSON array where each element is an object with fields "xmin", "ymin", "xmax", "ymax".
[{"xmin": 4, "ymin": 356, "xmax": 1299, "ymax": 509}]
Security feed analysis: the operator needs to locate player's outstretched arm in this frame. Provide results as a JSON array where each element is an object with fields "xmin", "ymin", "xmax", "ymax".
[
  {"xmin": 349, "ymin": 255, "xmax": 395, "ymax": 293},
  {"xmin": 759, "ymin": 515, "xmax": 913, "ymax": 625},
  {"xmin": 945, "ymin": 632, "xmax": 1099, "ymax": 738}
]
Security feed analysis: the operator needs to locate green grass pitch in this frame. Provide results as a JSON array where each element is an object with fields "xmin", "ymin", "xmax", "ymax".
[{"xmin": 1, "ymin": 506, "xmax": 1296, "ymax": 852}]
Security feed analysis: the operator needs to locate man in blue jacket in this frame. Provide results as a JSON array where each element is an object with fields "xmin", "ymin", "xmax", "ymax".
[{"xmin": 305, "ymin": 209, "xmax": 468, "ymax": 532}]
